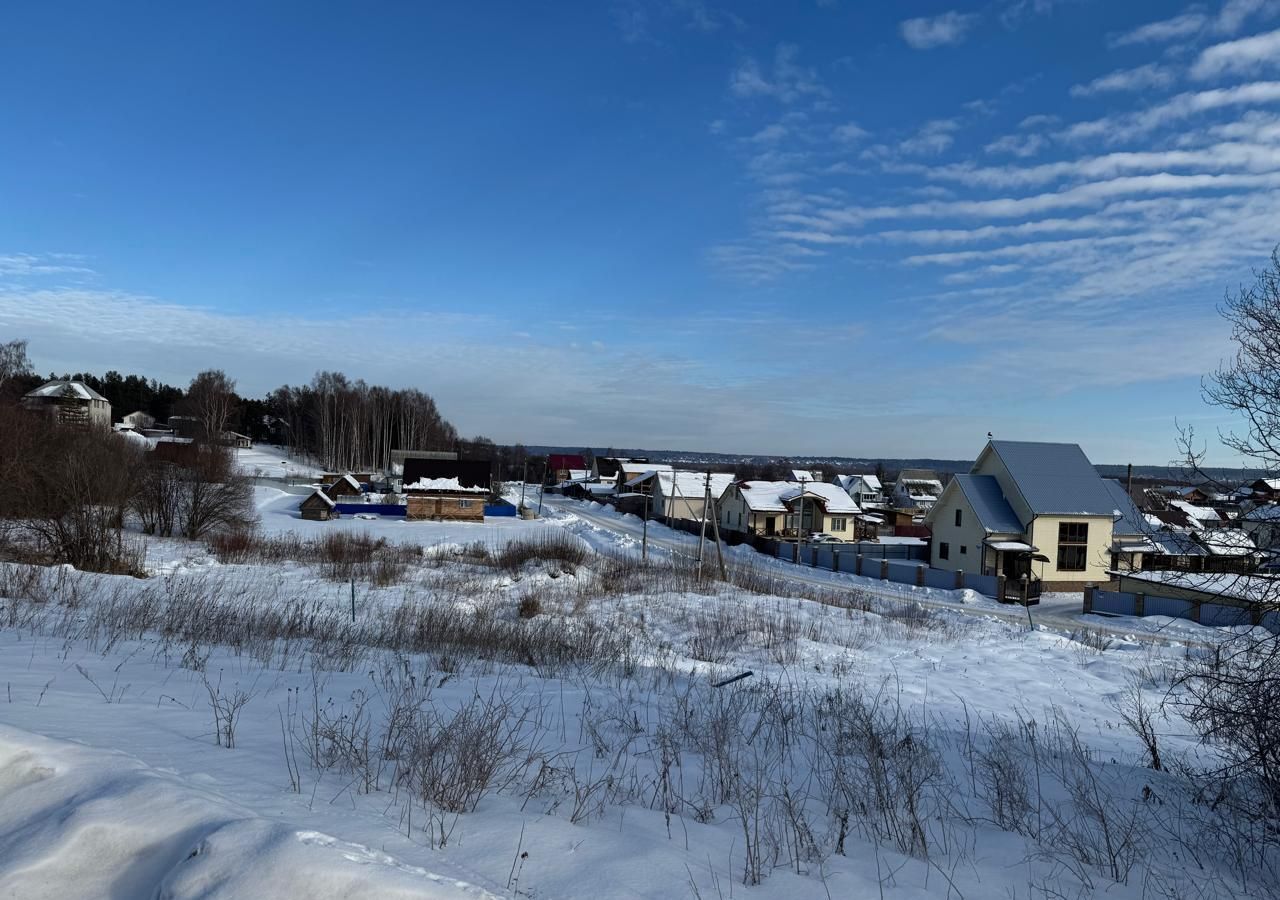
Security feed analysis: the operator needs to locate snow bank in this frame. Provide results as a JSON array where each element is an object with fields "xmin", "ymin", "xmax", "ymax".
[{"xmin": 0, "ymin": 726, "xmax": 497, "ymax": 900}]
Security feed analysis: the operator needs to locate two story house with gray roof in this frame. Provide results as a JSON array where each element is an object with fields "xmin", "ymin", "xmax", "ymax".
[{"xmin": 924, "ymin": 440, "xmax": 1126, "ymax": 592}]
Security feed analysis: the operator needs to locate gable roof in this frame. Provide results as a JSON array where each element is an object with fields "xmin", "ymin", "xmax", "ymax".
[
  {"xmin": 790, "ymin": 469, "xmax": 820, "ymax": 483},
  {"xmin": 983, "ymin": 440, "xmax": 1116, "ymax": 516},
  {"xmin": 656, "ymin": 471, "xmax": 735, "ymax": 501},
  {"xmin": 951, "ymin": 474, "xmax": 1025, "ymax": 534},
  {"xmin": 734, "ymin": 480, "xmax": 860, "ymax": 514},
  {"xmin": 1103, "ymin": 479, "xmax": 1148, "ymax": 536},
  {"xmin": 834, "ymin": 473, "xmax": 882, "ymax": 493},
  {"xmin": 24, "ymin": 379, "xmax": 108, "ymax": 402}
]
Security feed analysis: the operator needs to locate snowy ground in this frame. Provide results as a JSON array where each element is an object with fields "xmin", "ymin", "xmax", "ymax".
[
  {"xmin": 0, "ymin": 496, "xmax": 1272, "ymax": 898},
  {"xmin": 234, "ymin": 444, "xmax": 326, "ymax": 481}
]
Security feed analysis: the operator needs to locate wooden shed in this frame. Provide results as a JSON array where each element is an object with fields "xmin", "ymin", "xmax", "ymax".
[
  {"xmin": 324, "ymin": 474, "xmax": 364, "ymax": 499},
  {"xmin": 300, "ymin": 490, "xmax": 337, "ymax": 521}
]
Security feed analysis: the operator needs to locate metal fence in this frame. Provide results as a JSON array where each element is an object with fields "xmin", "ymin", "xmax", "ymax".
[{"xmin": 1089, "ymin": 588, "xmax": 1278, "ymax": 633}]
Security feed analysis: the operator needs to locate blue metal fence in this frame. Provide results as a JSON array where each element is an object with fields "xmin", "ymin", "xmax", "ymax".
[{"xmin": 334, "ymin": 503, "xmax": 407, "ymax": 516}]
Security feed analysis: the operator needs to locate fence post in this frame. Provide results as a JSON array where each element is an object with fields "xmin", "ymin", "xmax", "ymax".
[
  {"xmin": 1190, "ymin": 602, "xmax": 1201, "ymax": 623},
  {"xmin": 880, "ymin": 559, "xmax": 889, "ymax": 581},
  {"xmin": 955, "ymin": 569, "xmax": 964, "ymax": 590},
  {"xmin": 997, "ymin": 574, "xmax": 1007, "ymax": 603},
  {"xmin": 856, "ymin": 553, "xmax": 864, "ymax": 576},
  {"xmin": 832, "ymin": 550, "xmax": 841, "ymax": 573},
  {"xmin": 792, "ymin": 543, "xmax": 799, "ymax": 564},
  {"xmin": 812, "ymin": 548, "xmax": 820, "ymax": 568},
  {"xmin": 915, "ymin": 565, "xmax": 925, "ymax": 587},
  {"xmin": 1082, "ymin": 584, "xmax": 1094, "ymax": 614},
  {"xmin": 1134, "ymin": 593, "xmax": 1145, "ymax": 616}
]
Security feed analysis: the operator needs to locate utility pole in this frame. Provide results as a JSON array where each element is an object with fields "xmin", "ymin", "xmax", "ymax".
[
  {"xmin": 519, "ymin": 460, "xmax": 528, "ymax": 509},
  {"xmin": 698, "ymin": 472, "xmax": 711, "ymax": 578},
  {"xmin": 642, "ymin": 490, "xmax": 650, "ymax": 561},
  {"xmin": 536, "ymin": 463, "xmax": 546, "ymax": 517},
  {"xmin": 795, "ymin": 477, "xmax": 807, "ymax": 559},
  {"xmin": 708, "ymin": 475, "xmax": 727, "ymax": 581}
]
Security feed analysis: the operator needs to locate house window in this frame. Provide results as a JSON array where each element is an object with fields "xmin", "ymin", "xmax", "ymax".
[
  {"xmin": 830, "ymin": 517, "xmax": 847, "ymax": 531},
  {"xmin": 459, "ymin": 499, "xmax": 473, "ymax": 509},
  {"xmin": 784, "ymin": 514, "xmax": 799, "ymax": 529},
  {"xmin": 939, "ymin": 542, "xmax": 950, "ymax": 560},
  {"xmin": 955, "ymin": 508, "xmax": 963, "ymax": 527},
  {"xmin": 1057, "ymin": 522, "xmax": 1088, "ymax": 571},
  {"xmin": 960, "ymin": 545, "xmax": 967, "ymax": 554}
]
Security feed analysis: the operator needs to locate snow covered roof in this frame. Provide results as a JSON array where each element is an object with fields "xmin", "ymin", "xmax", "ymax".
[
  {"xmin": 734, "ymin": 480, "xmax": 860, "ymax": 514},
  {"xmin": 403, "ymin": 477, "xmax": 489, "ymax": 494},
  {"xmin": 1195, "ymin": 529, "xmax": 1258, "ymax": 556},
  {"xmin": 1115, "ymin": 569, "xmax": 1280, "ymax": 605},
  {"xmin": 306, "ymin": 489, "xmax": 335, "ymax": 508},
  {"xmin": 656, "ymin": 471, "xmax": 735, "ymax": 501},
  {"xmin": 1170, "ymin": 500, "xmax": 1221, "ymax": 524},
  {"xmin": 989, "ymin": 540, "xmax": 1036, "ymax": 552},
  {"xmin": 790, "ymin": 469, "xmax": 820, "ymax": 483},
  {"xmin": 833, "ymin": 473, "xmax": 881, "ymax": 494},
  {"xmin": 24, "ymin": 379, "xmax": 108, "ymax": 402},
  {"xmin": 340, "ymin": 474, "xmax": 361, "ymax": 491}
]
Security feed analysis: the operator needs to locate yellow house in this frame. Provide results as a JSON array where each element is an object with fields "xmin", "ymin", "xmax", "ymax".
[
  {"xmin": 925, "ymin": 440, "xmax": 1125, "ymax": 592},
  {"xmin": 719, "ymin": 481, "xmax": 860, "ymax": 541}
]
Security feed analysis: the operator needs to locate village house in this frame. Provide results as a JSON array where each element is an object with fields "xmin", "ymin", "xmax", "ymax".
[
  {"xmin": 120, "ymin": 410, "xmax": 156, "ymax": 430},
  {"xmin": 628, "ymin": 471, "xmax": 734, "ymax": 523},
  {"xmin": 789, "ymin": 469, "xmax": 821, "ymax": 484},
  {"xmin": 924, "ymin": 440, "xmax": 1122, "ymax": 593},
  {"xmin": 832, "ymin": 473, "xmax": 886, "ymax": 509},
  {"xmin": 616, "ymin": 460, "xmax": 674, "ymax": 488},
  {"xmin": 299, "ymin": 490, "xmax": 338, "ymax": 521},
  {"xmin": 891, "ymin": 469, "xmax": 944, "ymax": 511},
  {"xmin": 548, "ymin": 454, "xmax": 589, "ymax": 484},
  {"xmin": 718, "ymin": 480, "xmax": 861, "ymax": 541},
  {"xmin": 1106, "ymin": 479, "xmax": 1156, "ymax": 573},
  {"xmin": 1242, "ymin": 504, "xmax": 1280, "ymax": 552},
  {"xmin": 402, "ymin": 458, "xmax": 490, "ymax": 522},
  {"xmin": 21, "ymin": 379, "xmax": 112, "ymax": 429}
]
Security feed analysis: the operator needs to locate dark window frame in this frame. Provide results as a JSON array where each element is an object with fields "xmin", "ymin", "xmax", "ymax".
[{"xmin": 1057, "ymin": 521, "xmax": 1088, "ymax": 571}]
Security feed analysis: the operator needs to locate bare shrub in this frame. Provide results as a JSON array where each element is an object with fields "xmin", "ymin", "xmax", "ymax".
[
  {"xmin": 517, "ymin": 593, "xmax": 542, "ymax": 619},
  {"xmin": 205, "ymin": 672, "xmax": 254, "ymax": 748},
  {"xmin": 494, "ymin": 532, "xmax": 588, "ymax": 573}
]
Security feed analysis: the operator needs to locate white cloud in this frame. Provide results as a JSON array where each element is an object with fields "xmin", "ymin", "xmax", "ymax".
[
  {"xmin": 1213, "ymin": 0, "xmax": 1278, "ymax": 35},
  {"xmin": 1109, "ymin": 11, "xmax": 1208, "ymax": 46},
  {"xmin": 1191, "ymin": 27, "xmax": 1280, "ymax": 79},
  {"xmin": 832, "ymin": 121, "xmax": 869, "ymax": 143},
  {"xmin": 899, "ymin": 11, "xmax": 980, "ymax": 49},
  {"xmin": 1062, "ymin": 80, "xmax": 1280, "ymax": 142},
  {"xmin": 729, "ymin": 44, "xmax": 827, "ymax": 104},
  {"xmin": 898, "ymin": 118, "xmax": 960, "ymax": 156},
  {"xmin": 984, "ymin": 133, "xmax": 1049, "ymax": 156},
  {"xmin": 1070, "ymin": 63, "xmax": 1176, "ymax": 96}
]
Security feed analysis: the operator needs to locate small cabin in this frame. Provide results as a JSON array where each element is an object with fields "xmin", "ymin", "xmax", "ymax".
[{"xmin": 300, "ymin": 490, "xmax": 337, "ymax": 521}]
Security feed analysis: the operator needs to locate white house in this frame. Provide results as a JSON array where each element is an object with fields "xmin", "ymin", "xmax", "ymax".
[
  {"xmin": 646, "ymin": 471, "xmax": 735, "ymax": 523},
  {"xmin": 892, "ymin": 469, "xmax": 943, "ymax": 511},
  {"xmin": 21, "ymin": 380, "xmax": 112, "ymax": 429},
  {"xmin": 832, "ymin": 474, "xmax": 885, "ymax": 509},
  {"xmin": 719, "ymin": 480, "xmax": 861, "ymax": 541}
]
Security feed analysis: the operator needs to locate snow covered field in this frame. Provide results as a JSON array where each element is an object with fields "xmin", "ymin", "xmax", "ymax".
[{"xmin": 0, "ymin": 495, "xmax": 1273, "ymax": 898}]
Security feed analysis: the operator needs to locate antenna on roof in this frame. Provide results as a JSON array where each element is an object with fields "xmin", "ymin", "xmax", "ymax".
[{"xmin": 987, "ymin": 431, "xmax": 993, "ymax": 438}]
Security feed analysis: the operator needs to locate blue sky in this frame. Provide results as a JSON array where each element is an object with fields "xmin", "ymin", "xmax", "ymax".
[{"xmin": 2, "ymin": 1, "xmax": 1279, "ymax": 465}]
